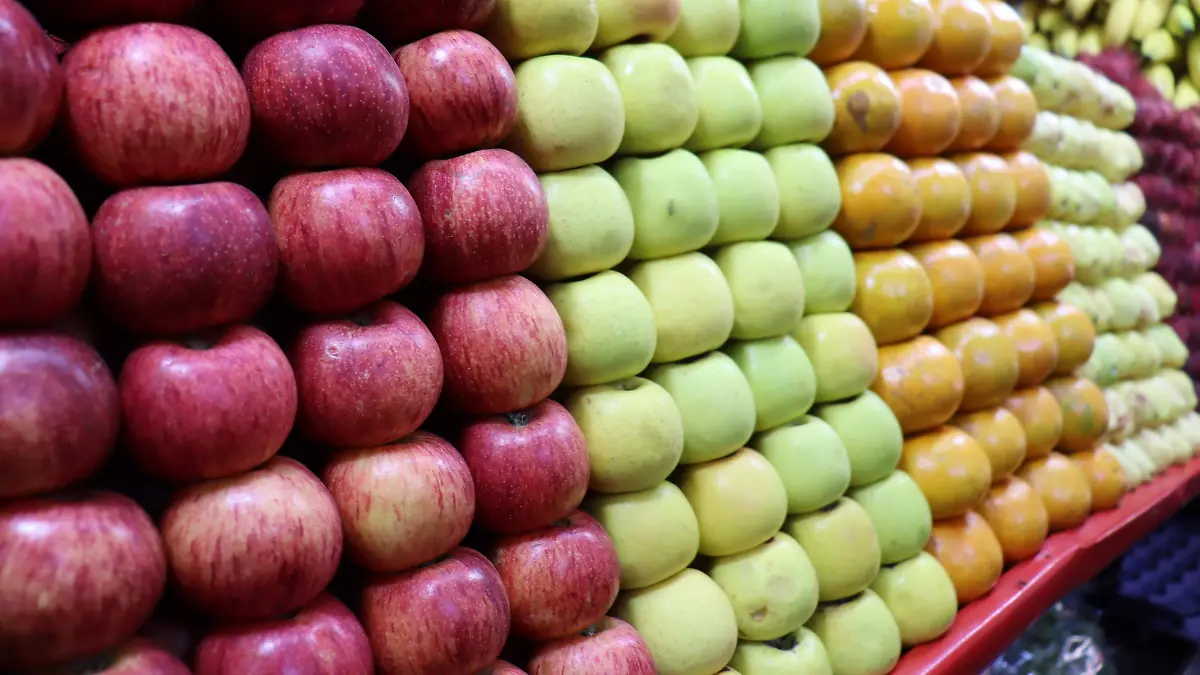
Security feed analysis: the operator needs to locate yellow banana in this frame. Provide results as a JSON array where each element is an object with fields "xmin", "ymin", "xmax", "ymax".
[
  {"xmin": 1175, "ymin": 78, "xmax": 1200, "ymax": 106},
  {"xmin": 1068, "ymin": 0, "xmax": 1099, "ymax": 20},
  {"xmin": 1143, "ymin": 28, "xmax": 1181, "ymax": 60},
  {"xmin": 1144, "ymin": 62, "xmax": 1178, "ymax": 98},
  {"xmin": 1167, "ymin": 2, "xmax": 1196, "ymax": 36},
  {"xmin": 1080, "ymin": 25, "xmax": 1106, "ymax": 52},
  {"xmin": 1134, "ymin": 0, "xmax": 1176, "ymax": 40},
  {"xmin": 1030, "ymin": 32, "xmax": 1052, "ymax": 50},
  {"xmin": 1188, "ymin": 36, "xmax": 1200, "ymax": 84},
  {"xmin": 1192, "ymin": 0, "xmax": 1200, "ymax": 17},
  {"xmin": 1053, "ymin": 25, "xmax": 1081, "ymax": 56},
  {"xmin": 1039, "ymin": 6, "xmax": 1066, "ymax": 32},
  {"xmin": 1020, "ymin": 2, "xmax": 1039, "ymax": 37},
  {"xmin": 1107, "ymin": 0, "xmax": 1142, "ymax": 44}
]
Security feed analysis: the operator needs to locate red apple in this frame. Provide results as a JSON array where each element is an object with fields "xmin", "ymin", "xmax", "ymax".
[
  {"xmin": 358, "ymin": 0, "xmax": 495, "ymax": 47},
  {"xmin": 269, "ymin": 168, "xmax": 424, "ymax": 315},
  {"xmin": 0, "ymin": 0, "xmax": 61, "ymax": 155},
  {"xmin": 0, "ymin": 492, "xmax": 167, "ymax": 672},
  {"xmin": 91, "ymin": 182, "xmax": 278, "ymax": 336},
  {"xmin": 159, "ymin": 457, "xmax": 343, "ymax": 621},
  {"xmin": 35, "ymin": 638, "xmax": 192, "ymax": 675},
  {"xmin": 62, "ymin": 23, "xmax": 250, "ymax": 187},
  {"xmin": 242, "ymin": 25, "xmax": 409, "ymax": 169},
  {"xmin": 0, "ymin": 332, "xmax": 118, "ymax": 500},
  {"xmin": 409, "ymin": 149, "xmax": 548, "ymax": 284},
  {"xmin": 527, "ymin": 617, "xmax": 656, "ymax": 675},
  {"xmin": 213, "ymin": 0, "xmax": 366, "ymax": 38},
  {"xmin": 394, "ymin": 30, "xmax": 518, "ymax": 159},
  {"xmin": 480, "ymin": 662, "xmax": 528, "ymax": 675},
  {"xmin": 119, "ymin": 325, "xmax": 297, "ymax": 482},
  {"xmin": 361, "ymin": 548, "xmax": 510, "ymax": 675},
  {"xmin": 31, "ymin": 0, "xmax": 198, "ymax": 25},
  {"xmin": 193, "ymin": 594, "xmax": 373, "ymax": 675},
  {"xmin": 427, "ymin": 275, "xmax": 567, "ymax": 415},
  {"xmin": 0, "ymin": 159, "xmax": 90, "ymax": 327},
  {"xmin": 460, "ymin": 399, "xmax": 589, "ymax": 534},
  {"xmin": 290, "ymin": 301, "xmax": 443, "ymax": 447},
  {"xmin": 489, "ymin": 511, "xmax": 621, "ymax": 641}
]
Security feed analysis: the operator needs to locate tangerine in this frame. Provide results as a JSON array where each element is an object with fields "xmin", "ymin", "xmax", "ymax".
[
  {"xmin": 886, "ymin": 69, "xmax": 962, "ymax": 157},
  {"xmin": 926, "ymin": 510, "xmax": 1004, "ymax": 604},
  {"xmin": 977, "ymin": 476, "xmax": 1049, "ymax": 564},
  {"xmin": 906, "ymin": 239, "xmax": 984, "ymax": 329},
  {"xmin": 872, "ymin": 336, "xmax": 965, "ymax": 434},
  {"xmin": 1003, "ymin": 387, "xmax": 1064, "ymax": 460},
  {"xmin": 953, "ymin": 153, "xmax": 1017, "ymax": 236},
  {"xmin": 946, "ymin": 76, "xmax": 999, "ymax": 152},
  {"xmin": 823, "ymin": 62, "xmax": 903, "ymax": 155},
  {"xmin": 832, "ymin": 153, "xmax": 922, "ymax": 248},
  {"xmin": 905, "ymin": 158, "xmax": 972, "ymax": 243}
]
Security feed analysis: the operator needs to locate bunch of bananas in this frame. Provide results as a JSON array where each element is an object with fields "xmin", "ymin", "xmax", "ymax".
[{"xmin": 1020, "ymin": 0, "xmax": 1200, "ymax": 107}]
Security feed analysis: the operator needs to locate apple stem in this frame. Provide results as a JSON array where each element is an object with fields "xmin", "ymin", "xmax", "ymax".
[
  {"xmin": 581, "ymin": 624, "xmax": 599, "ymax": 637},
  {"xmin": 505, "ymin": 412, "xmax": 531, "ymax": 427}
]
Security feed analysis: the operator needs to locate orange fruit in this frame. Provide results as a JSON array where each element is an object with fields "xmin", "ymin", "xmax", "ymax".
[
  {"xmin": 952, "ymin": 406, "xmax": 1029, "ymax": 480},
  {"xmin": 1014, "ymin": 228, "xmax": 1073, "ymax": 302},
  {"xmin": 872, "ymin": 336, "xmax": 965, "ymax": 434},
  {"xmin": 1004, "ymin": 387, "xmax": 1064, "ymax": 460},
  {"xmin": 851, "ymin": 0, "xmax": 937, "ymax": 69},
  {"xmin": 832, "ymin": 153, "xmax": 922, "ymax": 248},
  {"xmin": 885, "ymin": 69, "xmax": 962, "ymax": 157},
  {"xmin": 1034, "ymin": 302, "xmax": 1095, "ymax": 376},
  {"xmin": 811, "ymin": 0, "xmax": 870, "ymax": 65},
  {"xmin": 926, "ymin": 510, "xmax": 1004, "ymax": 604},
  {"xmin": 1017, "ymin": 452, "xmax": 1093, "ymax": 532},
  {"xmin": 975, "ymin": 1, "xmax": 1025, "ymax": 77},
  {"xmin": 852, "ymin": 250, "xmax": 934, "ymax": 345},
  {"xmin": 965, "ymin": 233, "xmax": 1035, "ymax": 316},
  {"xmin": 1072, "ymin": 449, "xmax": 1126, "ymax": 511},
  {"xmin": 823, "ymin": 62, "xmax": 903, "ymax": 155},
  {"xmin": 992, "ymin": 309, "xmax": 1059, "ymax": 389},
  {"xmin": 901, "ymin": 426, "xmax": 993, "ymax": 519},
  {"xmin": 945, "ymin": 77, "xmax": 1000, "ymax": 152},
  {"xmin": 985, "ymin": 76, "xmax": 1037, "ymax": 151},
  {"xmin": 952, "ymin": 153, "xmax": 1017, "ymax": 236},
  {"xmin": 934, "ymin": 317, "xmax": 1020, "ymax": 413},
  {"xmin": 1004, "ymin": 151, "xmax": 1051, "ymax": 228},
  {"xmin": 917, "ymin": 0, "xmax": 994, "ymax": 76},
  {"xmin": 1045, "ymin": 376, "xmax": 1109, "ymax": 453},
  {"xmin": 905, "ymin": 158, "xmax": 972, "ymax": 243},
  {"xmin": 907, "ymin": 239, "xmax": 984, "ymax": 329},
  {"xmin": 977, "ymin": 476, "xmax": 1049, "ymax": 564}
]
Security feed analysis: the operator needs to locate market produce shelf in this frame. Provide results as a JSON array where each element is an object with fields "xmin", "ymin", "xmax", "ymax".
[{"xmin": 894, "ymin": 456, "xmax": 1200, "ymax": 675}]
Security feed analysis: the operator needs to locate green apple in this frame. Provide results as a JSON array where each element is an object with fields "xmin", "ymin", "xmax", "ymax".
[
  {"xmin": 601, "ymin": 44, "xmax": 700, "ymax": 156},
  {"xmin": 685, "ymin": 57, "xmax": 763, "ymax": 151},
  {"xmin": 728, "ymin": 627, "xmax": 833, "ymax": 675},
  {"xmin": 702, "ymin": 149, "xmax": 781, "ymax": 245},
  {"xmin": 765, "ymin": 144, "xmax": 841, "ymax": 240},
  {"xmin": 614, "ymin": 149, "xmax": 719, "ymax": 260},
  {"xmin": 732, "ymin": 0, "xmax": 820, "ymax": 59},
  {"xmin": 747, "ymin": 58, "xmax": 834, "ymax": 150},
  {"xmin": 546, "ymin": 270, "xmax": 657, "ymax": 387},
  {"xmin": 807, "ymin": 590, "xmax": 902, "ymax": 675},
  {"xmin": 483, "ymin": 0, "xmax": 600, "ymax": 60},
  {"xmin": 813, "ymin": 391, "xmax": 904, "ymax": 487},
  {"xmin": 848, "ymin": 471, "xmax": 931, "ymax": 565},
  {"xmin": 675, "ymin": 448, "xmax": 789, "ymax": 556},
  {"xmin": 585, "ymin": 481, "xmax": 700, "ymax": 589},
  {"xmin": 707, "ymin": 532, "xmax": 820, "ymax": 640},
  {"xmin": 754, "ymin": 416, "xmax": 851, "ymax": 514},
  {"xmin": 714, "ymin": 241, "xmax": 805, "ymax": 340},
  {"xmin": 787, "ymin": 231, "xmax": 856, "ymax": 314},
  {"xmin": 791, "ymin": 313, "xmax": 879, "ymax": 404},
  {"xmin": 528, "ymin": 165, "xmax": 635, "ymax": 282},
  {"xmin": 784, "ymin": 499, "xmax": 881, "ymax": 602},
  {"xmin": 726, "ymin": 336, "xmax": 816, "ymax": 431},
  {"xmin": 566, "ymin": 378, "xmax": 685, "ymax": 494},
  {"xmin": 614, "ymin": 568, "xmax": 739, "ymax": 675},
  {"xmin": 505, "ymin": 56, "xmax": 625, "ymax": 173},
  {"xmin": 648, "ymin": 351, "xmax": 757, "ymax": 465},
  {"xmin": 871, "ymin": 552, "xmax": 957, "ymax": 647},
  {"xmin": 666, "ymin": 0, "xmax": 741, "ymax": 56},
  {"xmin": 627, "ymin": 252, "xmax": 735, "ymax": 363},
  {"xmin": 592, "ymin": 0, "xmax": 685, "ymax": 51}
]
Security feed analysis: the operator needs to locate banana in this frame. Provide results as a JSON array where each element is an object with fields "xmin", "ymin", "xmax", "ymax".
[
  {"xmin": 1192, "ymin": 0, "xmax": 1200, "ymax": 17},
  {"xmin": 1188, "ymin": 35, "xmax": 1200, "ymax": 84},
  {"xmin": 1039, "ymin": 6, "xmax": 1065, "ymax": 32},
  {"xmin": 1175, "ymin": 78, "xmax": 1200, "ymax": 106},
  {"xmin": 1167, "ymin": 2, "xmax": 1196, "ymax": 36},
  {"xmin": 1068, "ymin": 0, "xmax": 1099, "ymax": 20},
  {"xmin": 1144, "ymin": 62, "xmax": 1178, "ymax": 98},
  {"xmin": 1142, "ymin": 28, "xmax": 1181, "ymax": 60},
  {"xmin": 1030, "ymin": 32, "xmax": 1052, "ymax": 50},
  {"xmin": 1134, "ymin": 0, "xmax": 1175, "ymax": 40},
  {"xmin": 1106, "ymin": 0, "xmax": 1142, "ymax": 44},
  {"xmin": 1020, "ymin": 2, "xmax": 1039, "ymax": 37},
  {"xmin": 1053, "ymin": 25, "xmax": 1081, "ymax": 56},
  {"xmin": 1080, "ymin": 25, "xmax": 1106, "ymax": 52}
]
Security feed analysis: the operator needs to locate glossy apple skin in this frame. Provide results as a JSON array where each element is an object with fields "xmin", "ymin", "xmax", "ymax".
[
  {"xmin": 409, "ymin": 149, "xmax": 548, "ymax": 284},
  {"xmin": 323, "ymin": 432, "xmax": 475, "ymax": 572},
  {"xmin": 0, "ymin": 0, "xmax": 61, "ymax": 155},
  {"xmin": 0, "ymin": 492, "xmax": 167, "ymax": 671},
  {"xmin": 63, "ymin": 23, "xmax": 250, "ymax": 187},
  {"xmin": 269, "ymin": 168, "xmax": 424, "ymax": 315},
  {"xmin": 361, "ymin": 547, "xmax": 510, "ymax": 675},
  {"xmin": 160, "ymin": 457, "xmax": 343, "ymax": 621},
  {"xmin": 0, "ymin": 159, "xmax": 90, "ymax": 327},
  {"xmin": 32, "ymin": 0, "xmax": 197, "ymax": 24},
  {"xmin": 460, "ymin": 400, "xmax": 590, "ymax": 534},
  {"xmin": 40, "ymin": 638, "xmax": 192, "ymax": 675},
  {"xmin": 394, "ymin": 30, "xmax": 518, "ymax": 159},
  {"xmin": 489, "ymin": 511, "xmax": 622, "ymax": 641},
  {"xmin": 193, "ymin": 594, "xmax": 373, "ymax": 675},
  {"xmin": 428, "ymin": 275, "xmax": 567, "ymax": 415},
  {"xmin": 290, "ymin": 301, "xmax": 443, "ymax": 447},
  {"xmin": 528, "ymin": 617, "xmax": 656, "ymax": 675},
  {"xmin": 0, "ymin": 332, "xmax": 118, "ymax": 500},
  {"xmin": 243, "ymin": 25, "xmax": 408, "ymax": 168},
  {"xmin": 213, "ymin": 0, "xmax": 366, "ymax": 38},
  {"xmin": 358, "ymin": 0, "xmax": 495, "ymax": 47},
  {"xmin": 119, "ymin": 325, "xmax": 297, "ymax": 482},
  {"xmin": 91, "ymin": 182, "xmax": 277, "ymax": 336}
]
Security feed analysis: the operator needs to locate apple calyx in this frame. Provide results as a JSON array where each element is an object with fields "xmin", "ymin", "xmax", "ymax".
[
  {"xmin": 504, "ymin": 411, "xmax": 532, "ymax": 428},
  {"xmin": 764, "ymin": 632, "xmax": 798, "ymax": 652}
]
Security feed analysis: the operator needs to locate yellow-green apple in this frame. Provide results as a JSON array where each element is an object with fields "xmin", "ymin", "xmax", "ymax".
[
  {"xmin": 748, "ymin": 58, "xmax": 833, "ymax": 149},
  {"xmin": 667, "ymin": 0, "xmax": 741, "ymax": 56},
  {"xmin": 484, "ymin": 0, "xmax": 600, "ymax": 59},
  {"xmin": 706, "ymin": 532, "xmax": 820, "ymax": 640},
  {"xmin": 702, "ymin": 149, "xmax": 781, "ymax": 245},
  {"xmin": 0, "ymin": 492, "xmax": 166, "ymax": 671},
  {"xmin": 676, "ymin": 448, "xmax": 789, "ymax": 556},
  {"xmin": 489, "ymin": 511, "xmax": 621, "ymax": 640},
  {"xmin": 813, "ymin": 391, "xmax": 904, "ymax": 487},
  {"xmin": 726, "ymin": 336, "xmax": 817, "ymax": 431},
  {"xmin": 361, "ymin": 548, "xmax": 510, "ymax": 675},
  {"xmin": 848, "ymin": 471, "xmax": 932, "ymax": 564},
  {"xmin": 0, "ymin": 332, "xmax": 118, "ymax": 500},
  {"xmin": 506, "ymin": 56, "xmax": 625, "ymax": 172},
  {"xmin": 714, "ymin": 241, "xmax": 806, "ymax": 340},
  {"xmin": 585, "ymin": 481, "xmax": 699, "ymax": 589},
  {"xmin": 54, "ymin": 637, "xmax": 190, "ymax": 675},
  {"xmin": 528, "ymin": 617, "xmax": 656, "ymax": 675},
  {"xmin": 732, "ymin": 0, "xmax": 820, "ymax": 59},
  {"xmin": 728, "ymin": 627, "xmax": 833, "ymax": 675},
  {"xmin": 427, "ymin": 275, "xmax": 567, "ymax": 415},
  {"xmin": 785, "ymin": 499, "xmax": 881, "ymax": 601},
  {"xmin": 806, "ymin": 590, "xmax": 902, "ymax": 675},
  {"xmin": 528, "ymin": 166, "xmax": 635, "ymax": 282},
  {"xmin": 792, "ymin": 314, "xmax": 879, "ymax": 404},
  {"xmin": 787, "ymin": 230, "xmax": 857, "ymax": 315},
  {"xmin": 614, "ymin": 149, "xmax": 719, "ymax": 259},
  {"xmin": 754, "ymin": 416, "xmax": 851, "ymax": 514},
  {"xmin": 627, "ymin": 252, "xmax": 735, "ymax": 363},
  {"xmin": 0, "ymin": 1, "xmax": 59, "ymax": 156},
  {"xmin": 613, "ymin": 569, "xmax": 739, "ymax": 675},
  {"xmin": 591, "ymin": 0, "xmax": 684, "ymax": 50},
  {"xmin": 358, "ymin": 0, "xmax": 494, "ymax": 46},
  {"xmin": 547, "ymin": 270, "xmax": 657, "ymax": 386},
  {"xmin": 685, "ymin": 57, "xmax": 763, "ymax": 151},
  {"xmin": 765, "ymin": 144, "xmax": 842, "ymax": 240},
  {"xmin": 871, "ymin": 551, "xmax": 957, "ymax": 646},
  {"xmin": 602, "ymin": 44, "xmax": 700, "ymax": 155},
  {"xmin": 647, "ymin": 352, "xmax": 757, "ymax": 465}
]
